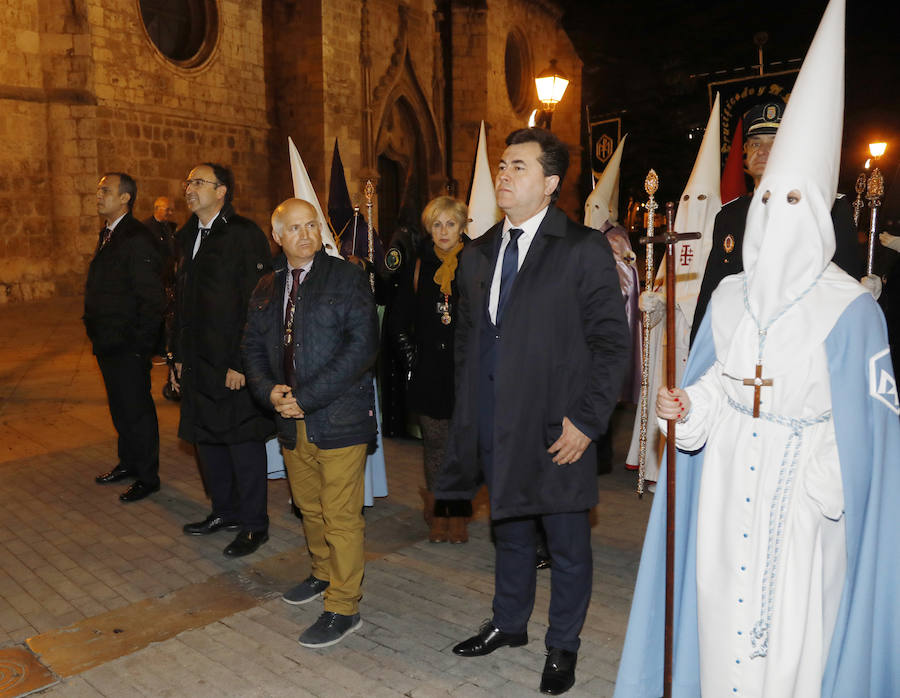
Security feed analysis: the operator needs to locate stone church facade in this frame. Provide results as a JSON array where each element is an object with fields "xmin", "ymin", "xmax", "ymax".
[{"xmin": 0, "ymin": 0, "xmax": 581, "ymax": 302}]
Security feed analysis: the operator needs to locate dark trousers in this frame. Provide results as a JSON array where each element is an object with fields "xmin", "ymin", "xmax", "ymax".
[
  {"xmin": 478, "ymin": 316, "xmax": 591, "ymax": 653},
  {"xmin": 492, "ymin": 511, "xmax": 592, "ymax": 653},
  {"xmin": 97, "ymin": 353, "xmax": 159, "ymax": 487},
  {"xmin": 196, "ymin": 441, "xmax": 268, "ymax": 532}
]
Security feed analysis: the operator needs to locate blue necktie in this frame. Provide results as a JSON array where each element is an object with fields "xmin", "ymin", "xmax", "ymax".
[{"xmin": 496, "ymin": 228, "xmax": 523, "ymax": 323}]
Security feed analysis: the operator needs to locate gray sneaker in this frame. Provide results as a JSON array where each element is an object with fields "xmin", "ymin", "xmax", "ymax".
[
  {"xmin": 282, "ymin": 575, "xmax": 329, "ymax": 605},
  {"xmin": 298, "ymin": 611, "xmax": 362, "ymax": 648}
]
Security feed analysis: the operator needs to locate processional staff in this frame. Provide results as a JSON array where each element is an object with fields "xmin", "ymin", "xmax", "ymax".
[
  {"xmin": 364, "ymin": 179, "xmax": 376, "ymax": 292},
  {"xmin": 866, "ymin": 168, "xmax": 884, "ymax": 276},
  {"xmin": 635, "ymin": 170, "xmax": 659, "ymax": 497},
  {"xmin": 638, "ymin": 188, "xmax": 701, "ymax": 698},
  {"xmin": 851, "ymin": 173, "xmax": 866, "ymax": 230}
]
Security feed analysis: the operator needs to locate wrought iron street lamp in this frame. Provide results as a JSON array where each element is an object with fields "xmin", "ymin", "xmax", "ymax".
[{"xmin": 533, "ymin": 60, "xmax": 569, "ymax": 130}]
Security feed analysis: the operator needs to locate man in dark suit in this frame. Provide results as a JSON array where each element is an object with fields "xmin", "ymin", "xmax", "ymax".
[
  {"xmin": 173, "ymin": 163, "xmax": 274, "ymax": 558},
  {"xmin": 86, "ymin": 172, "xmax": 165, "ymax": 502},
  {"xmin": 436, "ymin": 128, "xmax": 630, "ymax": 695},
  {"xmin": 690, "ymin": 100, "xmax": 862, "ymax": 346}
]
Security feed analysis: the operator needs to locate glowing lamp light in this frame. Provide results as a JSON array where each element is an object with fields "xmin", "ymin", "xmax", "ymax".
[
  {"xmin": 535, "ymin": 60, "xmax": 569, "ymax": 112},
  {"xmin": 528, "ymin": 109, "xmax": 538, "ymax": 127},
  {"xmin": 868, "ymin": 142, "xmax": 887, "ymax": 158}
]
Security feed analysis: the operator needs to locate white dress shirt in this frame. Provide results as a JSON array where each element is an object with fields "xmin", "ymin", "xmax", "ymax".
[
  {"xmin": 487, "ymin": 206, "xmax": 548, "ymax": 324},
  {"xmin": 192, "ymin": 211, "xmax": 221, "ymax": 259}
]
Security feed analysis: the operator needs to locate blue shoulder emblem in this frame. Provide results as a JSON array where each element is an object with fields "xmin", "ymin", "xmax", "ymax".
[{"xmin": 869, "ymin": 348, "xmax": 899, "ymax": 415}]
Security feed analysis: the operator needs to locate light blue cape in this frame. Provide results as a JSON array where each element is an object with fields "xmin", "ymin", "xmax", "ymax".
[{"xmin": 614, "ymin": 293, "xmax": 900, "ymax": 697}]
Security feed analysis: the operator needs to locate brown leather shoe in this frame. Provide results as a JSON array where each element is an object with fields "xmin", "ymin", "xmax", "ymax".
[
  {"xmin": 448, "ymin": 516, "xmax": 469, "ymax": 543},
  {"xmin": 429, "ymin": 516, "xmax": 449, "ymax": 543}
]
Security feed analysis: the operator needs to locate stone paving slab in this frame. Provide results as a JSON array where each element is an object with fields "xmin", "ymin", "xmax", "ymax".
[{"xmin": 0, "ymin": 298, "xmax": 653, "ymax": 696}]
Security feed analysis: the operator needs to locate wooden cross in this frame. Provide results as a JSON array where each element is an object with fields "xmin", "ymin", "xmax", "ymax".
[
  {"xmin": 742, "ymin": 363, "xmax": 773, "ymax": 418},
  {"xmin": 639, "ymin": 202, "xmax": 701, "ymax": 403}
]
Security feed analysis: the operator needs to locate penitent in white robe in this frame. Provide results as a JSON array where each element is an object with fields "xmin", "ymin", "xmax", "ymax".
[{"xmin": 664, "ymin": 267, "xmax": 862, "ymax": 697}]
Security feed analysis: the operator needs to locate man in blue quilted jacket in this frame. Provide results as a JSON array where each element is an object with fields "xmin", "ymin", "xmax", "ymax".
[{"xmin": 243, "ymin": 198, "xmax": 378, "ymax": 649}]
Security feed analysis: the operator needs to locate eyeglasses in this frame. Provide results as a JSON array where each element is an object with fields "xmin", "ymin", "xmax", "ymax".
[{"xmin": 182, "ymin": 178, "xmax": 222, "ymax": 190}]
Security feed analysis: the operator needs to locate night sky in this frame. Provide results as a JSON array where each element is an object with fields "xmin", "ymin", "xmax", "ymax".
[{"xmin": 561, "ymin": 0, "xmax": 900, "ymax": 217}]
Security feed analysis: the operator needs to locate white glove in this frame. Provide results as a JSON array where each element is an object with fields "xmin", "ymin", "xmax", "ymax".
[
  {"xmin": 639, "ymin": 291, "xmax": 666, "ymax": 329},
  {"xmin": 860, "ymin": 274, "xmax": 882, "ymax": 301},
  {"xmin": 880, "ymin": 232, "xmax": 900, "ymax": 252}
]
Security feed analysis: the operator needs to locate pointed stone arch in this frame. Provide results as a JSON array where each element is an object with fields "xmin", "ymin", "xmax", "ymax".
[{"xmin": 374, "ymin": 53, "xmax": 445, "ymax": 235}]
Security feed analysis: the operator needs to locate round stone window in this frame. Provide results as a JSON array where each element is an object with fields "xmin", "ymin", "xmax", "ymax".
[
  {"xmin": 504, "ymin": 31, "xmax": 533, "ymax": 115},
  {"xmin": 138, "ymin": 0, "xmax": 218, "ymax": 67}
]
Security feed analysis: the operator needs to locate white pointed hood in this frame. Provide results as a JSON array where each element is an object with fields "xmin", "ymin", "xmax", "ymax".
[
  {"xmin": 585, "ymin": 134, "xmax": 627, "ymax": 228},
  {"xmin": 742, "ymin": 0, "xmax": 844, "ymax": 326},
  {"xmin": 467, "ymin": 121, "xmax": 501, "ymax": 239},
  {"xmin": 288, "ymin": 136, "xmax": 340, "ymax": 257},
  {"xmin": 660, "ymin": 94, "xmax": 722, "ymax": 326},
  {"xmin": 711, "ymin": 0, "xmax": 863, "ymax": 382}
]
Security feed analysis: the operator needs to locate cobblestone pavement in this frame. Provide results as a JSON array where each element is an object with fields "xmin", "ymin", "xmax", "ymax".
[{"xmin": 0, "ymin": 297, "xmax": 653, "ymax": 698}]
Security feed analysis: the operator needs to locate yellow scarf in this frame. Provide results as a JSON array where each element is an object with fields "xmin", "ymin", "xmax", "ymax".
[{"xmin": 432, "ymin": 241, "xmax": 464, "ymax": 295}]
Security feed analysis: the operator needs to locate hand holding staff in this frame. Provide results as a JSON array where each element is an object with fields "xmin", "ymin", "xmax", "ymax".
[{"xmin": 639, "ymin": 197, "xmax": 701, "ymax": 698}]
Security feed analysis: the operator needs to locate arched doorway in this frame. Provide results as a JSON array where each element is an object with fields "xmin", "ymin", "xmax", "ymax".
[{"xmin": 375, "ymin": 96, "xmax": 430, "ymax": 242}]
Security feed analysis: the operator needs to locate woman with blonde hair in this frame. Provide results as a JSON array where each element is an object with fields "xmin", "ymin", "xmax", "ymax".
[{"xmin": 390, "ymin": 195, "xmax": 472, "ymax": 543}]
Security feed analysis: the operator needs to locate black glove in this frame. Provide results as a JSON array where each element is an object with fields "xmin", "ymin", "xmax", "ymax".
[{"xmin": 395, "ymin": 332, "xmax": 416, "ymax": 380}]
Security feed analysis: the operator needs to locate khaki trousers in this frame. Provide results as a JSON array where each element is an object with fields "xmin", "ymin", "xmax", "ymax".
[{"xmin": 283, "ymin": 421, "xmax": 367, "ymax": 615}]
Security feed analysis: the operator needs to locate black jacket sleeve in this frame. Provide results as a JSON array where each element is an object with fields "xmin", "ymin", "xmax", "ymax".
[
  {"xmin": 569, "ymin": 230, "xmax": 631, "ymax": 439},
  {"xmin": 242, "ymin": 274, "xmax": 279, "ymax": 411},
  {"xmin": 229, "ymin": 220, "xmax": 272, "ymax": 373}
]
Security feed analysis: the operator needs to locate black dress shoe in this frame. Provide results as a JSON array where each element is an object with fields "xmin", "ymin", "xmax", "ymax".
[
  {"xmin": 452, "ymin": 621, "xmax": 528, "ymax": 657},
  {"xmin": 96, "ymin": 464, "xmax": 135, "ymax": 484},
  {"xmin": 183, "ymin": 514, "xmax": 241, "ymax": 536},
  {"xmin": 539, "ymin": 647, "xmax": 577, "ymax": 695},
  {"xmin": 223, "ymin": 530, "xmax": 269, "ymax": 558},
  {"xmin": 119, "ymin": 480, "xmax": 160, "ymax": 502}
]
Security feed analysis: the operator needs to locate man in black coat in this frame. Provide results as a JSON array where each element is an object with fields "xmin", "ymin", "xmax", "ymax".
[
  {"xmin": 143, "ymin": 196, "xmax": 177, "ymax": 256},
  {"xmin": 690, "ymin": 100, "xmax": 863, "ymax": 347},
  {"xmin": 143, "ymin": 196, "xmax": 178, "ymax": 356},
  {"xmin": 243, "ymin": 199, "xmax": 378, "ymax": 648},
  {"xmin": 86, "ymin": 172, "xmax": 165, "ymax": 502},
  {"xmin": 436, "ymin": 128, "xmax": 630, "ymax": 695},
  {"xmin": 173, "ymin": 163, "xmax": 274, "ymax": 558}
]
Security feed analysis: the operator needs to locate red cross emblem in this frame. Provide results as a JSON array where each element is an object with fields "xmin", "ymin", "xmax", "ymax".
[{"xmin": 679, "ymin": 244, "xmax": 694, "ymax": 267}]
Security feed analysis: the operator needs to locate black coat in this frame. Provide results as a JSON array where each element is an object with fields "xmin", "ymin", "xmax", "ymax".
[
  {"xmin": 83, "ymin": 213, "xmax": 165, "ymax": 357},
  {"xmin": 435, "ymin": 206, "xmax": 631, "ymax": 519},
  {"xmin": 691, "ymin": 193, "xmax": 861, "ymax": 346},
  {"xmin": 173, "ymin": 204, "xmax": 274, "ymax": 444},
  {"xmin": 388, "ymin": 240, "xmax": 464, "ymax": 419},
  {"xmin": 242, "ymin": 251, "xmax": 379, "ymax": 450},
  {"xmin": 143, "ymin": 216, "xmax": 179, "ymax": 285}
]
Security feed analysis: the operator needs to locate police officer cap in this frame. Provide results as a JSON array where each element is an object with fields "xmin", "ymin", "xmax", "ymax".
[{"xmin": 743, "ymin": 100, "xmax": 785, "ymax": 139}]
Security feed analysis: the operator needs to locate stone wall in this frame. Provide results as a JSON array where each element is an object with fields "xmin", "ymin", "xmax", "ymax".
[
  {"xmin": 451, "ymin": 0, "xmax": 583, "ymax": 221},
  {"xmin": 0, "ymin": 0, "xmax": 582, "ymax": 302},
  {"xmin": 0, "ymin": 0, "xmax": 273, "ymax": 302}
]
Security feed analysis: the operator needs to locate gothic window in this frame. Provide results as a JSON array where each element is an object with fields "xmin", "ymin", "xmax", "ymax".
[
  {"xmin": 504, "ymin": 31, "xmax": 533, "ymax": 115},
  {"xmin": 138, "ymin": 0, "xmax": 218, "ymax": 66}
]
